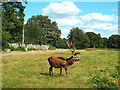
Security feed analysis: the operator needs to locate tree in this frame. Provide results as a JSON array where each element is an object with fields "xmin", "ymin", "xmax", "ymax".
[
  {"xmin": 67, "ymin": 27, "xmax": 90, "ymax": 49},
  {"xmin": 102, "ymin": 37, "xmax": 108, "ymax": 48},
  {"xmin": 25, "ymin": 15, "xmax": 61, "ymax": 45},
  {"xmin": 54, "ymin": 38, "xmax": 67, "ymax": 49},
  {"xmin": 86, "ymin": 32, "xmax": 103, "ymax": 48},
  {"xmin": 107, "ymin": 35, "xmax": 120, "ymax": 48},
  {"xmin": 2, "ymin": 30, "xmax": 11, "ymax": 49},
  {"xmin": 2, "ymin": 2, "xmax": 26, "ymax": 48},
  {"xmin": 25, "ymin": 20, "xmax": 46, "ymax": 45}
]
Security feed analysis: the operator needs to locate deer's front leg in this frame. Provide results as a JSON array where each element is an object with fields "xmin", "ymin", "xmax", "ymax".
[{"xmin": 59, "ymin": 68, "xmax": 62, "ymax": 76}]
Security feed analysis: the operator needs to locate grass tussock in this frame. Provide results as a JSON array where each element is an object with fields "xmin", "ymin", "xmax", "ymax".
[{"xmin": 2, "ymin": 49, "xmax": 119, "ymax": 88}]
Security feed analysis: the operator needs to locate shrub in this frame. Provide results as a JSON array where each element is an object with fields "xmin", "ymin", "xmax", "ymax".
[
  {"xmin": 16, "ymin": 46, "xmax": 26, "ymax": 51},
  {"xmin": 87, "ymin": 68, "xmax": 119, "ymax": 88},
  {"xmin": 48, "ymin": 45, "xmax": 56, "ymax": 50},
  {"xmin": 27, "ymin": 48, "xmax": 33, "ymax": 51},
  {"xmin": 9, "ymin": 46, "xmax": 16, "ymax": 51}
]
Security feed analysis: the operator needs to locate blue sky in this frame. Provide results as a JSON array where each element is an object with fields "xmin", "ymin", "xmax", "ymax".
[{"xmin": 24, "ymin": 1, "xmax": 118, "ymax": 38}]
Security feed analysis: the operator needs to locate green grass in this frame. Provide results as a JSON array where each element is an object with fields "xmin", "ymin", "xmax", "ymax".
[{"xmin": 2, "ymin": 49, "xmax": 119, "ymax": 88}]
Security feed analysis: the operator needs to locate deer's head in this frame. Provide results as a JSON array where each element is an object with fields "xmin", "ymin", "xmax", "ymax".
[{"xmin": 67, "ymin": 41, "xmax": 80, "ymax": 61}]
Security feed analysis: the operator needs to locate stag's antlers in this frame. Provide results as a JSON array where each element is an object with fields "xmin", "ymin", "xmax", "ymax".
[{"xmin": 67, "ymin": 41, "xmax": 75, "ymax": 55}]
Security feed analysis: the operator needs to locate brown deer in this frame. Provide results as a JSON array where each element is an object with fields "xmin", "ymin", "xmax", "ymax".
[{"xmin": 48, "ymin": 42, "xmax": 80, "ymax": 76}]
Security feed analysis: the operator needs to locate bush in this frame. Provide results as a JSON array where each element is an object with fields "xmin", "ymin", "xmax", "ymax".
[
  {"xmin": 16, "ymin": 46, "xmax": 26, "ymax": 51},
  {"xmin": 48, "ymin": 45, "xmax": 56, "ymax": 50},
  {"xmin": 27, "ymin": 48, "xmax": 33, "ymax": 51},
  {"xmin": 9, "ymin": 46, "xmax": 26, "ymax": 51},
  {"xmin": 2, "ymin": 43, "xmax": 10, "ymax": 50},
  {"xmin": 9, "ymin": 46, "xmax": 16, "ymax": 51},
  {"xmin": 87, "ymin": 68, "xmax": 119, "ymax": 88}
]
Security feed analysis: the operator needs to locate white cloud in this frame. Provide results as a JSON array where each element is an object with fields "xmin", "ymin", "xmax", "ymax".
[
  {"xmin": 84, "ymin": 29, "xmax": 94, "ymax": 32},
  {"xmin": 80, "ymin": 13, "xmax": 118, "ymax": 22},
  {"xmin": 60, "ymin": 28, "xmax": 71, "ymax": 38},
  {"xmin": 41, "ymin": 1, "xmax": 118, "ymax": 38},
  {"xmin": 61, "ymin": 28, "xmax": 70, "ymax": 34},
  {"xmin": 41, "ymin": 1, "xmax": 81, "ymax": 19},
  {"xmin": 55, "ymin": 16, "xmax": 83, "ymax": 27},
  {"xmin": 88, "ymin": 22, "xmax": 118, "ymax": 31}
]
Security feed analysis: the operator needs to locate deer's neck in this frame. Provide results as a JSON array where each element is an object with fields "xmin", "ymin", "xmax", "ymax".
[{"xmin": 66, "ymin": 56, "xmax": 75, "ymax": 66}]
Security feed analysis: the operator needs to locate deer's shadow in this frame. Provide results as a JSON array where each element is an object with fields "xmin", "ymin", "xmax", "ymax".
[
  {"xmin": 39, "ymin": 73, "xmax": 63, "ymax": 77},
  {"xmin": 39, "ymin": 73, "xmax": 50, "ymax": 76}
]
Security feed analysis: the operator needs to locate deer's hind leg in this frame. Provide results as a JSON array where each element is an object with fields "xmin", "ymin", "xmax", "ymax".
[
  {"xmin": 49, "ymin": 66, "xmax": 53, "ymax": 76},
  {"xmin": 64, "ymin": 67, "xmax": 68, "ymax": 77}
]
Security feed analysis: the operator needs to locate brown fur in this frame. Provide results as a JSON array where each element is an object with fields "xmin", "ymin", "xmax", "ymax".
[{"xmin": 48, "ymin": 53, "xmax": 80, "ymax": 76}]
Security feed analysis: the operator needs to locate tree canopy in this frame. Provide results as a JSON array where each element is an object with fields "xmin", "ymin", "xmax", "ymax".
[
  {"xmin": 54, "ymin": 38, "xmax": 67, "ymax": 49},
  {"xmin": 107, "ymin": 35, "xmax": 120, "ymax": 48},
  {"xmin": 86, "ymin": 32, "xmax": 103, "ymax": 48},
  {"xmin": 25, "ymin": 15, "xmax": 61, "ymax": 46},
  {"xmin": 67, "ymin": 27, "xmax": 90, "ymax": 49},
  {"xmin": 2, "ymin": 2, "xmax": 25, "ymax": 48}
]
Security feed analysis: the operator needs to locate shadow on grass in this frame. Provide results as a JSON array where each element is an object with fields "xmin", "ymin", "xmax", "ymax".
[
  {"xmin": 39, "ymin": 73, "xmax": 50, "ymax": 76},
  {"xmin": 39, "ymin": 73, "xmax": 64, "ymax": 77}
]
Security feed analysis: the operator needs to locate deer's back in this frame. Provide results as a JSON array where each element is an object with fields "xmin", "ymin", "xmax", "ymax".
[{"xmin": 48, "ymin": 56, "xmax": 67, "ymax": 68}]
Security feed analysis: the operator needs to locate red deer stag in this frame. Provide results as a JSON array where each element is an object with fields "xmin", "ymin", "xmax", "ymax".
[{"xmin": 48, "ymin": 42, "xmax": 80, "ymax": 76}]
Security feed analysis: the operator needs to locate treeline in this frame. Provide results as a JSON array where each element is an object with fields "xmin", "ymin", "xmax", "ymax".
[
  {"xmin": 24, "ymin": 15, "xmax": 120, "ymax": 49},
  {"xmin": 68, "ymin": 28, "xmax": 120, "ymax": 49},
  {"xmin": 1, "ymin": 2, "xmax": 120, "ymax": 50},
  {"xmin": 22, "ymin": 14, "xmax": 120, "ymax": 49}
]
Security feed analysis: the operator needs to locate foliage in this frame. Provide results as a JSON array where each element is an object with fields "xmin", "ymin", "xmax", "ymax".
[
  {"xmin": 10, "ymin": 46, "xmax": 26, "ymax": 51},
  {"xmin": 25, "ymin": 15, "xmax": 61, "ymax": 45},
  {"xmin": 48, "ymin": 44, "xmax": 56, "ymax": 50},
  {"xmin": 16, "ymin": 46, "xmax": 26, "ymax": 51},
  {"xmin": 2, "ymin": 2, "xmax": 25, "ymax": 43},
  {"xmin": 53, "ymin": 38, "xmax": 67, "ymax": 49},
  {"xmin": 88, "ymin": 68, "xmax": 119, "ymax": 88},
  {"xmin": 27, "ymin": 48, "xmax": 35, "ymax": 51},
  {"xmin": 107, "ymin": 35, "xmax": 120, "ymax": 48},
  {"xmin": 2, "ymin": 30, "xmax": 11, "ymax": 49},
  {"xmin": 102, "ymin": 37, "xmax": 108, "ymax": 48},
  {"xmin": 9, "ymin": 46, "xmax": 16, "ymax": 51},
  {"xmin": 86, "ymin": 32, "xmax": 104, "ymax": 48},
  {"xmin": 85, "ymin": 33, "xmax": 120, "ymax": 49},
  {"xmin": 67, "ymin": 27, "xmax": 90, "ymax": 49}
]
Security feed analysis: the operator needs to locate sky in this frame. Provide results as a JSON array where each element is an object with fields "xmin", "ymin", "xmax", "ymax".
[{"xmin": 24, "ymin": 1, "xmax": 118, "ymax": 38}]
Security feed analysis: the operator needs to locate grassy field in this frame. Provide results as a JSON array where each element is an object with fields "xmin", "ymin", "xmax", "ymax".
[{"xmin": 2, "ymin": 49, "xmax": 119, "ymax": 88}]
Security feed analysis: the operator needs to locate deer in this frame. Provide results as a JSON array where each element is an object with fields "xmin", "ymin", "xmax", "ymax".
[{"xmin": 48, "ymin": 41, "xmax": 80, "ymax": 76}]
